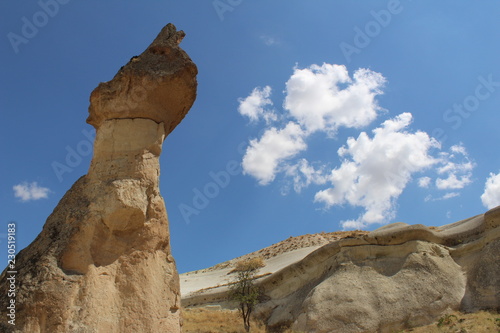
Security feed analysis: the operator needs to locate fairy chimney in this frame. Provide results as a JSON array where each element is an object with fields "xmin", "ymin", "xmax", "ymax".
[{"xmin": 0, "ymin": 23, "xmax": 197, "ymax": 333}]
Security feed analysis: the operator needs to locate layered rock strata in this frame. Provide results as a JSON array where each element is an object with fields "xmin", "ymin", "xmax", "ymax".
[
  {"xmin": 182, "ymin": 207, "xmax": 500, "ymax": 333},
  {"xmin": 0, "ymin": 23, "xmax": 197, "ymax": 333}
]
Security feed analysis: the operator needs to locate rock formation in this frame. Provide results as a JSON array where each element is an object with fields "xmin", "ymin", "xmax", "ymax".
[
  {"xmin": 181, "ymin": 207, "xmax": 500, "ymax": 333},
  {"xmin": 0, "ymin": 23, "xmax": 197, "ymax": 333}
]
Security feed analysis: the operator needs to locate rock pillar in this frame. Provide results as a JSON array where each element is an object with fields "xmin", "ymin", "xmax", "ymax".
[{"xmin": 0, "ymin": 23, "xmax": 197, "ymax": 333}]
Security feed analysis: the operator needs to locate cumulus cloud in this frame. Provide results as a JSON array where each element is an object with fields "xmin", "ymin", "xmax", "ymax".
[
  {"xmin": 481, "ymin": 172, "xmax": 500, "ymax": 209},
  {"xmin": 238, "ymin": 86, "xmax": 276, "ymax": 124},
  {"xmin": 418, "ymin": 177, "xmax": 432, "ymax": 188},
  {"xmin": 435, "ymin": 144, "xmax": 475, "ymax": 190},
  {"xmin": 284, "ymin": 64, "xmax": 385, "ymax": 135},
  {"xmin": 13, "ymin": 182, "xmax": 50, "ymax": 202},
  {"xmin": 436, "ymin": 174, "xmax": 471, "ymax": 190},
  {"xmin": 314, "ymin": 113, "xmax": 439, "ymax": 229},
  {"xmin": 284, "ymin": 159, "xmax": 328, "ymax": 193},
  {"xmin": 242, "ymin": 122, "xmax": 307, "ymax": 185},
  {"xmin": 238, "ymin": 63, "xmax": 475, "ymax": 230},
  {"xmin": 239, "ymin": 64, "xmax": 386, "ymax": 187},
  {"xmin": 416, "ymin": 144, "xmax": 474, "ymax": 202}
]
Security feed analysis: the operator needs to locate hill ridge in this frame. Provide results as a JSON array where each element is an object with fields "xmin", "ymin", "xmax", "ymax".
[{"xmin": 187, "ymin": 230, "xmax": 368, "ymax": 274}]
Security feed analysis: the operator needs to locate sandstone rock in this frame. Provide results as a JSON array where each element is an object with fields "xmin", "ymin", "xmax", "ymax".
[
  {"xmin": 290, "ymin": 242, "xmax": 466, "ymax": 333},
  {"xmin": 0, "ymin": 23, "xmax": 197, "ymax": 333},
  {"xmin": 181, "ymin": 207, "xmax": 500, "ymax": 333},
  {"xmin": 87, "ymin": 23, "xmax": 198, "ymax": 136},
  {"xmin": 266, "ymin": 209, "xmax": 500, "ymax": 332}
]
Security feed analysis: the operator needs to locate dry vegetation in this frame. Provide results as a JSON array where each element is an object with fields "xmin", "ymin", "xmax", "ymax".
[
  {"xmin": 183, "ymin": 308, "xmax": 267, "ymax": 333},
  {"xmin": 183, "ymin": 308, "xmax": 302, "ymax": 333},
  {"xmin": 231, "ymin": 257, "xmax": 266, "ymax": 273},
  {"xmin": 183, "ymin": 308, "xmax": 499, "ymax": 333},
  {"xmin": 401, "ymin": 311, "xmax": 500, "ymax": 333}
]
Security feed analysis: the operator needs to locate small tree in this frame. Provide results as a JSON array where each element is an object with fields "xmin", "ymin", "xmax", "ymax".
[{"xmin": 229, "ymin": 257, "xmax": 265, "ymax": 332}]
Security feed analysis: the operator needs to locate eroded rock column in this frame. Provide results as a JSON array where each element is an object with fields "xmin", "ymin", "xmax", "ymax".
[{"xmin": 0, "ymin": 23, "xmax": 197, "ymax": 333}]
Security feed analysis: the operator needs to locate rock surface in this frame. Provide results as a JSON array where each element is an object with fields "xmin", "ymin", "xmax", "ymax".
[
  {"xmin": 87, "ymin": 23, "xmax": 197, "ymax": 136},
  {"xmin": 0, "ymin": 23, "xmax": 197, "ymax": 333},
  {"xmin": 181, "ymin": 207, "xmax": 500, "ymax": 333}
]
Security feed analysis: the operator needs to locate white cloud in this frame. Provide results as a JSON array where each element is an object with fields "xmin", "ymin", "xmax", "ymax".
[
  {"xmin": 13, "ymin": 182, "xmax": 50, "ymax": 202},
  {"xmin": 435, "ymin": 144, "xmax": 475, "ymax": 190},
  {"xmin": 450, "ymin": 144, "xmax": 466, "ymax": 154},
  {"xmin": 442, "ymin": 192, "xmax": 460, "ymax": 200},
  {"xmin": 284, "ymin": 159, "xmax": 328, "ymax": 193},
  {"xmin": 284, "ymin": 64, "xmax": 385, "ymax": 135},
  {"xmin": 314, "ymin": 113, "xmax": 439, "ymax": 229},
  {"xmin": 436, "ymin": 174, "xmax": 472, "ymax": 190},
  {"xmin": 481, "ymin": 172, "xmax": 500, "ymax": 209},
  {"xmin": 417, "ymin": 145, "xmax": 474, "ymax": 194},
  {"xmin": 238, "ymin": 86, "xmax": 276, "ymax": 124},
  {"xmin": 241, "ymin": 64, "xmax": 386, "ymax": 187},
  {"xmin": 242, "ymin": 122, "xmax": 307, "ymax": 185},
  {"xmin": 418, "ymin": 176, "xmax": 432, "ymax": 188},
  {"xmin": 425, "ymin": 192, "xmax": 460, "ymax": 202},
  {"xmin": 238, "ymin": 63, "xmax": 475, "ymax": 230}
]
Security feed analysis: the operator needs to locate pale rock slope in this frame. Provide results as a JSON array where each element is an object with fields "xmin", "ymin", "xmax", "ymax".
[
  {"xmin": 0, "ymin": 23, "xmax": 197, "ymax": 333},
  {"xmin": 181, "ymin": 208, "xmax": 500, "ymax": 333}
]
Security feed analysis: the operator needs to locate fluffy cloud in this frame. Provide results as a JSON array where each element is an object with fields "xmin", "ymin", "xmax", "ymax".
[
  {"xmin": 242, "ymin": 122, "xmax": 307, "ymax": 185},
  {"xmin": 13, "ymin": 182, "xmax": 50, "ymax": 202},
  {"xmin": 417, "ymin": 144, "xmax": 474, "ymax": 203},
  {"xmin": 435, "ymin": 145, "xmax": 475, "ymax": 190},
  {"xmin": 314, "ymin": 113, "xmax": 439, "ymax": 229},
  {"xmin": 239, "ymin": 64, "xmax": 385, "ymax": 186},
  {"xmin": 481, "ymin": 172, "xmax": 500, "ymax": 209},
  {"xmin": 284, "ymin": 64, "xmax": 385, "ymax": 135},
  {"xmin": 238, "ymin": 86, "xmax": 276, "ymax": 124},
  {"xmin": 284, "ymin": 159, "xmax": 328, "ymax": 193},
  {"xmin": 238, "ymin": 63, "xmax": 475, "ymax": 230},
  {"xmin": 418, "ymin": 177, "xmax": 432, "ymax": 188},
  {"xmin": 436, "ymin": 174, "xmax": 471, "ymax": 190}
]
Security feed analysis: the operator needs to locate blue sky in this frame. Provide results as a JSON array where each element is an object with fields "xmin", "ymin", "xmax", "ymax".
[{"xmin": 1, "ymin": 1, "xmax": 500, "ymax": 273}]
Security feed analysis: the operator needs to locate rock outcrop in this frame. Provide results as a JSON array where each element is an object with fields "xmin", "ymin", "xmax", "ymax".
[
  {"xmin": 181, "ymin": 207, "xmax": 500, "ymax": 333},
  {"xmin": 0, "ymin": 23, "xmax": 197, "ymax": 333}
]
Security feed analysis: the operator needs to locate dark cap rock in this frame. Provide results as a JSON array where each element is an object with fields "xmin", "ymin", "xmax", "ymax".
[{"xmin": 87, "ymin": 23, "xmax": 198, "ymax": 136}]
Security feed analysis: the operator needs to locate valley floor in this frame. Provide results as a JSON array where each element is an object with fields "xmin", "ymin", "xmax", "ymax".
[{"xmin": 182, "ymin": 308, "xmax": 500, "ymax": 333}]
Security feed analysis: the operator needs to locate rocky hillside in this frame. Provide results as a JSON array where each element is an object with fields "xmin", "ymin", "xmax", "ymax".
[
  {"xmin": 181, "ymin": 207, "xmax": 500, "ymax": 333},
  {"xmin": 190, "ymin": 230, "xmax": 368, "ymax": 273}
]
